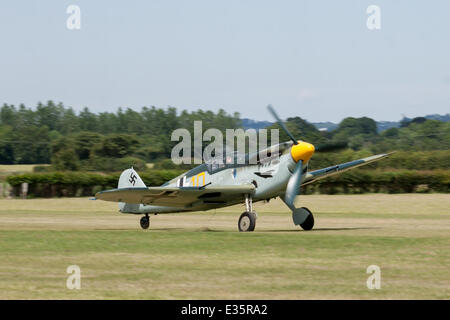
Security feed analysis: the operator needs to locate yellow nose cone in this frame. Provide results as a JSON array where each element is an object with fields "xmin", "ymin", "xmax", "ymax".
[{"xmin": 290, "ymin": 141, "xmax": 315, "ymax": 163}]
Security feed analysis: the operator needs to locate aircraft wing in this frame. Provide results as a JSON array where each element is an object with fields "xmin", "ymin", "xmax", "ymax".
[
  {"xmin": 302, "ymin": 153, "xmax": 390, "ymax": 185},
  {"xmin": 95, "ymin": 184, "xmax": 255, "ymax": 208}
]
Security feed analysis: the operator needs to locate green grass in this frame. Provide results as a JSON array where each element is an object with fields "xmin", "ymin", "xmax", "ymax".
[{"xmin": 0, "ymin": 195, "xmax": 449, "ymax": 299}]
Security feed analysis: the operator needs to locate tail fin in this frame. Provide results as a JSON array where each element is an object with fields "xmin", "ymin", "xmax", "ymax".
[
  {"xmin": 118, "ymin": 167, "xmax": 146, "ymax": 213},
  {"xmin": 118, "ymin": 167, "xmax": 146, "ymax": 188}
]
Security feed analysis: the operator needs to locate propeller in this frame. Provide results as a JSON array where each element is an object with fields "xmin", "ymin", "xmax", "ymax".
[
  {"xmin": 268, "ymin": 105, "xmax": 348, "ymax": 152},
  {"xmin": 266, "ymin": 105, "xmax": 349, "ymax": 211},
  {"xmin": 266, "ymin": 105, "xmax": 306, "ymax": 209},
  {"xmin": 315, "ymin": 141, "xmax": 348, "ymax": 152},
  {"xmin": 267, "ymin": 104, "xmax": 298, "ymax": 145}
]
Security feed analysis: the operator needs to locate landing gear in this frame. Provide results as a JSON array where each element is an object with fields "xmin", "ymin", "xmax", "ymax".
[
  {"xmin": 239, "ymin": 212, "xmax": 257, "ymax": 232},
  {"xmin": 238, "ymin": 195, "xmax": 257, "ymax": 232},
  {"xmin": 292, "ymin": 207, "xmax": 314, "ymax": 231},
  {"xmin": 140, "ymin": 214, "xmax": 150, "ymax": 229}
]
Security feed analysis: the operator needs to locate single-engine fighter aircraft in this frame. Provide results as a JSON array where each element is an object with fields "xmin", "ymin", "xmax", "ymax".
[{"xmin": 95, "ymin": 106, "xmax": 390, "ymax": 232}]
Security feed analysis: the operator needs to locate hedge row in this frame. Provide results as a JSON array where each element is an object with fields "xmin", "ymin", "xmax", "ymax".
[
  {"xmin": 6, "ymin": 169, "xmax": 449, "ymax": 198},
  {"xmin": 7, "ymin": 169, "xmax": 184, "ymax": 198},
  {"xmin": 303, "ymin": 170, "xmax": 449, "ymax": 194},
  {"xmin": 309, "ymin": 150, "xmax": 450, "ymax": 171}
]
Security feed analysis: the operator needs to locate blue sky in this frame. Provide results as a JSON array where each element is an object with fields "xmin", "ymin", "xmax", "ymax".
[{"xmin": 0, "ymin": 0, "xmax": 449, "ymax": 122}]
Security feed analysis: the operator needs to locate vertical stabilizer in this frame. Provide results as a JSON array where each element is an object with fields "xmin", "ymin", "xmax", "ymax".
[
  {"xmin": 118, "ymin": 167, "xmax": 146, "ymax": 188},
  {"xmin": 118, "ymin": 167, "xmax": 146, "ymax": 213}
]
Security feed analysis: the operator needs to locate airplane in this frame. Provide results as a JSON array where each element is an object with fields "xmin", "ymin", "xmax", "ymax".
[{"xmin": 95, "ymin": 106, "xmax": 390, "ymax": 232}]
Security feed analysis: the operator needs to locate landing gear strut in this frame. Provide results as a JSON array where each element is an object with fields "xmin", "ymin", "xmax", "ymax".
[
  {"xmin": 281, "ymin": 197, "xmax": 315, "ymax": 231},
  {"xmin": 292, "ymin": 207, "xmax": 314, "ymax": 231},
  {"xmin": 140, "ymin": 214, "xmax": 150, "ymax": 229},
  {"xmin": 238, "ymin": 195, "xmax": 257, "ymax": 232}
]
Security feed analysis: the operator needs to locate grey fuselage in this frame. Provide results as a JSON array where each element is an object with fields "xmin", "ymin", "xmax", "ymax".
[{"xmin": 120, "ymin": 148, "xmax": 300, "ymax": 215}]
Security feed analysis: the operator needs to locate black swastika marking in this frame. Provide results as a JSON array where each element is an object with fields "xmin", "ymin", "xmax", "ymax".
[{"xmin": 129, "ymin": 172, "xmax": 137, "ymax": 186}]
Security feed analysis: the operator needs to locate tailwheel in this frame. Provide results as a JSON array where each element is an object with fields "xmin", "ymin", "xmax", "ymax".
[
  {"xmin": 140, "ymin": 214, "xmax": 150, "ymax": 230},
  {"xmin": 238, "ymin": 212, "xmax": 256, "ymax": 232},
  {"xmin": 292, "ymin": 207, "xmax": 314, "ymax": 231}
]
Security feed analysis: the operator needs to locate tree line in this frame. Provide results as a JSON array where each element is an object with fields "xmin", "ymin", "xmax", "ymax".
[
  {"xmin": 0, "ymin": 101, "xmax": 241, "ymax": 167},
  {"xmin": 0, "ymin": 101, "xmax": 449, "ymax": 171}
]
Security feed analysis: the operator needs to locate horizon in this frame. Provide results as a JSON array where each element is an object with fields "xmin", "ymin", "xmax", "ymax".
[{"xmin": 2, "ymin": 100, "xmax": 448, "ymax": 125}]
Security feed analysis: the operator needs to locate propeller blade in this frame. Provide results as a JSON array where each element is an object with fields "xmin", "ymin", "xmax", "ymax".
[
  {"xmin": 284, "ymin": 160, "xmax": 303, "ymax": 208},
  {"xmin": 267, "ymin": 105, "xmax": 298, "ymax": 145},
  {"xmin": 315, "ymin": 141, "xmax": 348, "ymax": 152}
]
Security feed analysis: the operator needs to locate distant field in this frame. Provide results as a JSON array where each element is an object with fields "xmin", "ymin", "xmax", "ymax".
[
  {"xmin": 0, "ymin": 194, "xmax": 449, "ymax": 299},
  {"xmin": 0, "ymin": 164, "xmax": 49, "ymax": 174}
]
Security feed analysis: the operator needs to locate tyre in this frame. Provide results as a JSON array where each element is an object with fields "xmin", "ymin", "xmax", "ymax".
[
  {"xmin": 140, "ymin": 215, "xmax": 150, "ymax": 229},
  {"xmin": 300, "ymin": 207, "xmax": 314, "ymax": 231},
  {"xmin": 238, "ymin": 212, "xmax": 256, "ymax": 232}
]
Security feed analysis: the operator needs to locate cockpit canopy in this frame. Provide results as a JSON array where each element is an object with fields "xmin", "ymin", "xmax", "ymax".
[
  {"xmin": 204, "ymin": 142, "xmax": 289, "ymax": 174},
  {"xmin": 204, "ymin": 150, "xmax": 248, "ymax": 173}
]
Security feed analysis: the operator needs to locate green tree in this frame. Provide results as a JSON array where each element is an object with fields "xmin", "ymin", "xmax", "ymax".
[
  {"xmin": 36, "ymin": 100, "xmax": 64, "ymax": 131},
  {"xmin": 52, "ymin": 148, "xmax": 80, "ymax": 171},
  {"xmin": 0, "ymin": 104, "xmax": 17, "ymax": 127},
  {"xmin": 73, "ymin": 132, "xmax": 103, "ymax": 160},
  {"xmin": 60, "ymin": 107, "xmax": 80, "ymax": 134},
  {"xmin": 264, "ymin": 116, "xmax": 327, "ymax": 146},
  {"xmin": 0, "ymin": 126, "xmax": 14, "ymax": 164},
  {"xmin": 79, "ymin": 107, "xmax": 98, "ymax": 131},
  {"xmin": 333, "ymin": 117, "xmax": 377, "ymax": 139},
  {"xmin": 11, "ymin": 125, "xmax": 50, "ymax": 163},
  {"xmin": 91, "ymin": 134, "xmax": 140, "ymax": 158}
]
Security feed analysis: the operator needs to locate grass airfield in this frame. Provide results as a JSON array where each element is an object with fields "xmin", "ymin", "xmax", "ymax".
[{"xmin": 0, "ymin": 194, "xmax": 448, "ymax": 299}]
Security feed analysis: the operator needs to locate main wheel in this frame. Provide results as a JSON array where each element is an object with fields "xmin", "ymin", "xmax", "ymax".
[
  {"xmin": 140, "ymin": 215, "xmax": 150, "ymax": 229},
  {"xmin": 300, "ymin": 207, "xmax": 314, "ymax": 231},
  {"xmin": 238, "ymin": 212, "xmax": 256, "ymax": 232}
]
